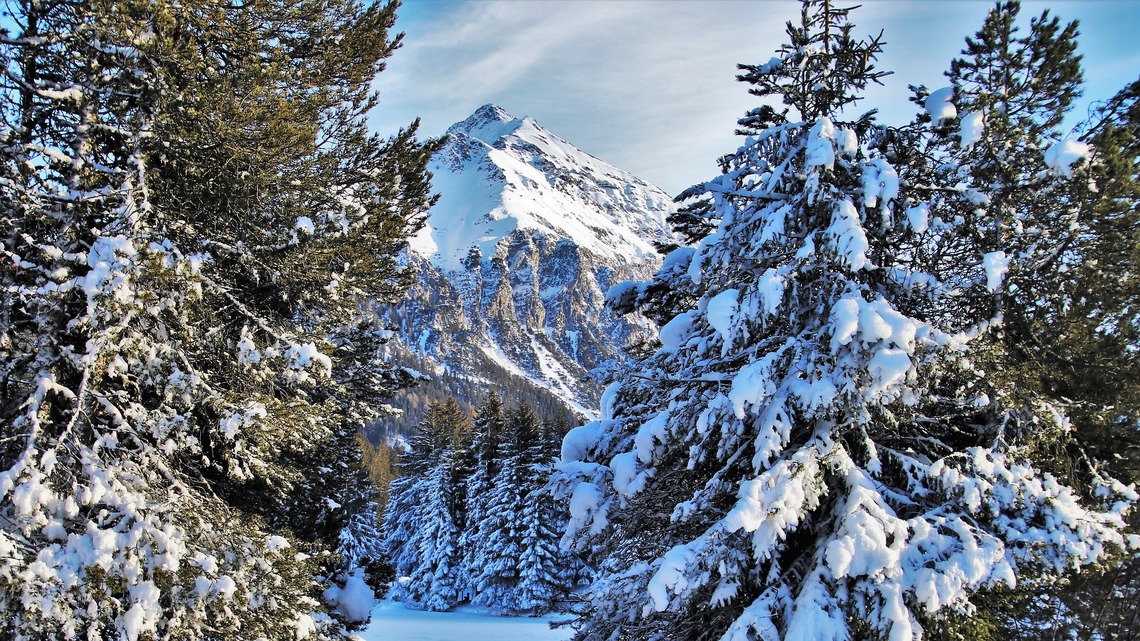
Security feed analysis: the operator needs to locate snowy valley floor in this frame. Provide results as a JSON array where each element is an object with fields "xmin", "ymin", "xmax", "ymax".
[{"xmin": 359, "ymin": 598, "xmax": 574, "ymax": 641}]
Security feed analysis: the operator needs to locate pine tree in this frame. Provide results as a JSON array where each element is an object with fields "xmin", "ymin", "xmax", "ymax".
[
  {"xmin": 902, "ymin": 1, "xmax": 1093, "ymax": 387},
  {"xmin": 555, "ymin": 2, "xmax": 1131, "ymax": 640},
  {"xmin": 142, "ymin": 0, "xmax": 439, "ymax": 549},
  {"xmin": 1068, "ymin": 76, "xmax": 1140, "ymax": 491},
  {"xmin": 382, "ymin": 398, "xmax": 470, "ymax": 611},
  {"xmin": 1048, "ymin": 78, "xmax": 1140, "ymax": 641},
  {"xmin": 0, "ymin": 0, "xmax": 437, "ymax": 638},
  {"xmin": 436, "ymin": 394, "xmax": 582, "ymax": 614},
  {"xmin": 457, "ymin": 392, "xmax": 506, "ymax": 599},
  {"xmin": 515, "ymin": 417, "xmax": 580, "ymax": 614},
  {"xmin": 472, "ymin": 402, "xmax": 539, "ymax": 611},
  {"xmin": 380, "ymin": 465, "xmax": 424, "ymax": 594},
  {"xmin": 897, "ymin": 5, "xmax": 1140, "ymax": 637},
  {"xmin": 407, "ymin": 454, "xmax": 463, "ymax": 610},
  {"xmin": 340, "ymin": 433, "xmax": 401, "ymax": 598}
]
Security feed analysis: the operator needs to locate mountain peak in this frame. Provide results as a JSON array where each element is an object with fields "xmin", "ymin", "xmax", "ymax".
[
  {"xmin": 414, "ymin": 105, "xmax": 675, "ymax": 273},
  {"xmin": 472, "ymin": 103, "xmax": 514, "ymax": 122},
  {"xmin": 447, "ymin": 104, "xmax": 521, "ymax": 142}
]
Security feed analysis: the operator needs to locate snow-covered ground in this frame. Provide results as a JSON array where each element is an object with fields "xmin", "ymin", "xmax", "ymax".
[{"xmin": 358, "ymin": 599, "xmax": 573, "ymax": 641}]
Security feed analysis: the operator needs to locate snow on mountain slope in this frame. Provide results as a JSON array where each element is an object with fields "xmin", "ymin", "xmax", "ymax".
[
  {"xmin": 409, "ymin": 104, "xmax": 673, "ymax": 273},
  {"xmin": 387, "ymin": 105, "xmax": 676, "ymax": 426}
]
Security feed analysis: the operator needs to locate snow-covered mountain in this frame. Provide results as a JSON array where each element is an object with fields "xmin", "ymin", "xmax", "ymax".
[
  {"xmin": 409, "ymin": 104, "xmax": 671, "ymax": 273},
  {"xmin": 386, "ymin": 104, "xmax": 675, "ymax": 423}
]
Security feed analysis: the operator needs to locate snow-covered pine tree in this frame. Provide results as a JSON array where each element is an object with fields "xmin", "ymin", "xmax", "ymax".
[
  {"xmin": 338, "ymin": 500, "xmax": 385, "ymax": 582},
  {"xmin": 1071, "ymin": 77, "xmax": 1140, "ymax": 504},
  {"xmin": 0, "ymin": 0, "xmax": 437, "ymax": 638},
  {"xmin": 0, "ymin": 4, "xmax": 176, "ymax": 637},
  {"xmin": 895, "ymin": 4, "xmax": 1140, "ymax": 637},
  {"xmin": 515, "ymin": 417, "xmax": 579, "ymax": 614},
  {"xmin": 338, "ymin": 436, "xmax": 404, "ymax": 595},
  {"xmin": 407, "ymin": 451, "xmax": 463, "ymax": 610},
  {"xmin": 1047, "ymin": 77, "xmax": 1140, "ymax": 641},
  {"xmin": 383, "ymin": 398, "xmax": 470, "ymax": 610},
  {"xmin": 452, "ymin": 399, "xmax": 580, "ymax": 614},
  {"xmin": 380, "ymin": 458, "xmax": 426, "ymax": 597},
  {"xmin": 471, "ymin": 402, "xmax": 539, "ymax": 611},
  {"xmin": 555, "ymin": 2, "xmax": 1132, "ymax": 640},
  {"xmin": 144, "ymin": 0, "xmax": 438, "ymax": 557},
  {"xmin": 457, "ymin": 392, "xmax": 506, "ymax": 599}
]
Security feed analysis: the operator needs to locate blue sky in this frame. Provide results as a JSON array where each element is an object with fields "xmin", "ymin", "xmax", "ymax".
[{"xmin": 371, "ymin": 0, "xmax": 1140, "ymax": 196}]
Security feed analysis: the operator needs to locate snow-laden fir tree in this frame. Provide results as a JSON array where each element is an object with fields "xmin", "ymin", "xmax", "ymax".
[
  {"xmin": 1048, "ymin": 76, "xmax": 1140, "ymax": 641},
  {"xmin": 896, "ymin": 4, "xmax": 1140, "ymax": 637},
  {"xmin": 382, "ymin": 398, "xmax": 470, "ymax": 611},
  {"xmin": 439, "ymin": 399, "xmax": 580, "ymax": 614},
  {"xmin": 406, "ymin": 451, "xmax": 464, "ymax": 610},
  {"xmin": 379, "ymin": 458, "xmax": 426, "ymax": 598},
  {"xmin": 0, "ymin": 0, "xmax": 438, "ymax": 638},
  {"xmin": 457, "ymin": 392, "xmax": 506, "ymax": 600},
  {"xmin": 471, "ymin": 402, "xmax": 540, "ymax": 611},
  {"xmin": 555, "ymin": 2, "xmax": 1134, "ymax": 640},
  {"xmin": 514, "ymin": 418, "xmax": 581, "ymax": 614}
]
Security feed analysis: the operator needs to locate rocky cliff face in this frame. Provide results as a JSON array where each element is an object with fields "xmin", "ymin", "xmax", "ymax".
[{"xmin": 383, "ymin": 105, "xmax": 675, "ymax": 426}]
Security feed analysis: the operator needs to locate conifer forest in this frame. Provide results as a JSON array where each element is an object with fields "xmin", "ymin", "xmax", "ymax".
[{"xmin": 1, "ymin": 1, "xmax": 1138, "ymax": 639}]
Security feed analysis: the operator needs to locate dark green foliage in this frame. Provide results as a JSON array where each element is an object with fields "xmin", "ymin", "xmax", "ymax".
[
  {"xmin": 1019, "ymin": 75, "xmax": 1140, "ymax": 641},
  {"xmin": 1063, "ymin": 77, "xmax": 1140, "ymax": 487},
  {"xmin": 0, "ymin": 0, "xmax": 436, "ymax": 637},
  {"xmin": 896, "ymin": 3, "xmax": 1140, "ymax": 638}
]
